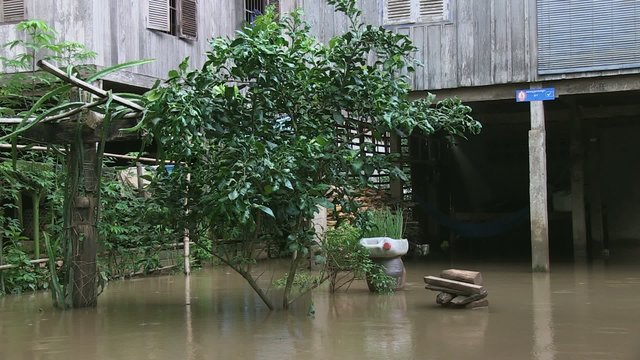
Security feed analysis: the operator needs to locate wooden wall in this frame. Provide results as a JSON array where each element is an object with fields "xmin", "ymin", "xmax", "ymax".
[
  {"xmin": 297, "ymin": 0, "xmax": 536, "ymax": 91},
  {"xmin": 0, "ymin": 0, "xmax": 244, "ymax": 80}
]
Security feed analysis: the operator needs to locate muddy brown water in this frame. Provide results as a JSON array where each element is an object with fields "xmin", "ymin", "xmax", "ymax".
[{"xmin": 1, "ymin": 260, "xmax": 639, "ymax": 360}]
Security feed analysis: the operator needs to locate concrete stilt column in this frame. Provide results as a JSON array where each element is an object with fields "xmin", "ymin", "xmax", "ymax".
[
  {"xmin": 529, "ymin": 98, "xmax": 550, "ymax": 272},
  {"xmin": 586, "ymin": 122, "xmax": 605, "ymax": 257},
  {"xmin": 570, "ymin": 114, "xmax": 587, "ymax": 260}
]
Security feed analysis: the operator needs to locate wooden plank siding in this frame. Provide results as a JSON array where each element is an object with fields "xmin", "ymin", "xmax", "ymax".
[
  {"xmin": 298, "ymin": 0, "xmax": 536, "ymax": 91},
  {"xmin": 1, "ymin": 0, "xmax": 243, "ymax": 80}
]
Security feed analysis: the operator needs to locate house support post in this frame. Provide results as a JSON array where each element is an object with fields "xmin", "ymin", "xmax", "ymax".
[
  {"xmin": 570, "ymin": 111, "xmax": 587, "ymax": 260},
  {"xmin": 529, "ymin": 96, "xmax": 550, "ymax": 272},
  {"xmin": 586, "ymin": 121, "xmax": 605, "ymax": 258},
  {"xmin": 69, "ymin": 141, "xmax": 99, "ymax": 307}
]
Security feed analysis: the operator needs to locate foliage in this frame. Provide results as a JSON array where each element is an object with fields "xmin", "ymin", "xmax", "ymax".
[
  {"xmin": 273, "ymin": 271, "xmax": 316, "ymax": 290},
  {"xmin": 141, "ymin": 1, "xmax": 479, "ymax": 310},
  {"xmin": 98, "ymin": 167, "xmax": 181, "ymax": 278},
  {"xmin": 360, "ymin": 208, "xmax": 405, "ymax": 239},
  {"xmin": 0, "ymin": 20, "xmax": 96, "ymax": 115},
  {"xmin": 1, "ymin": 245, "xmax": 49, "ymax": 294},
  {"xmin": 322, "ymin": 223, "xmax": 394, "ymax": 293},
  {"xmin": 0, "ymin": 18, "xmax": 155, "ymax": 307}
]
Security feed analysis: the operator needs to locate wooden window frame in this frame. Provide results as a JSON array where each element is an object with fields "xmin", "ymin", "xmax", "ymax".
[
  {"xmin": 1, "ymin": 0, "xmax": 26, "ymax": 24},
  {"xmin": 147, "ymin": 0, "xmax": 197, "ymax": 40}
]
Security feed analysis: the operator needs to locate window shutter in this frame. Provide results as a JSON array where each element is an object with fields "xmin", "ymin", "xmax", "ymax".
[
  {"xmin": 147, "ymin": 0, "xmax": 170, "ymax": 32},
  {"xmin": 179, "ymin": 0, "xmax": 197, "ymax": 39},
  {"xmin": 384, "ymin": 0, "xmax": 413, "ymax": 24},
  {"xmin": 419, "ymin": 0, "xmax": 442, "ymax": 17},
  {"xmin": 1, "ymin": 0, "xmax": 25, "ymax": 23}
]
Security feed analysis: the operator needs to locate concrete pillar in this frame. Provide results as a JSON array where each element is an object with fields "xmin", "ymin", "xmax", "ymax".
[
  {"xmin": 529, "ymin": 96, "xmax": 550, "ymax": 272},
  {"xmin": 570, "ymin": 114, "xmax": 587, "ymax": 259},
  {"xmin": 586, "ymin": 121, "xmax": 605, "ymax": 257}
]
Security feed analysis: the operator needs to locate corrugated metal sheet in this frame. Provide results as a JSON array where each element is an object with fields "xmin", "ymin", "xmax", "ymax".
[{"xmin": 537, "ymin": 0, "xmax": 640, "ymax": 75}]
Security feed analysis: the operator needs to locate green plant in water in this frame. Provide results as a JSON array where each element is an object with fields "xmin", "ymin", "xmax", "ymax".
[
  {"xmin": 322, "ymin": 223, "xmax": 394, "ymax": 293},
  {"xmin": 141, "ymin": 0, "xmax": 479, "ymax": 310},
  {"xmin": 360, "ymin": 208, "xmax": 405, "ymax": 239}
]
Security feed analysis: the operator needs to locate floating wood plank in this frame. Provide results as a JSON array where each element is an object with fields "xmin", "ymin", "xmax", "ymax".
[
  {"xmin": 440, "ymin": 269, "xmax": 483, "ymax": 285},
  {"xmin": 425, "ymin": 284, "xmax": 468, "ymax": 296},
  {"xmin": 424, "ymin": 276, "xmax": 485, "ymax": 295},
  {"xmin": 436, "ymin": 292, "xmax": 454, "ymax": 305},
  {"xmin": 450, "ymin": 288, "xmax": 489, "ymax": 306},
  {"xmin": 465, "ymin": 298, "xmax": 489, "ymax": 309}
]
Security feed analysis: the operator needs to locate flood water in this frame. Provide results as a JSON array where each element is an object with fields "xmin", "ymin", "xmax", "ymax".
[{"xmin": 1, "ymin": 260, "xmax": 639, "ymax": 360}]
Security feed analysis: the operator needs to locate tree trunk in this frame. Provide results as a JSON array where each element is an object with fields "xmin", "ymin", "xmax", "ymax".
[
  {"xmin": 440, "ymin": 269, "xmax": 483, "ymax": 285},
  {"xmin": 283, "ymin": 252, "xmax": 302, "ymax": 310},
  {"xmin": 239, "ymin": 269, "xmax": 274, "ymax": 311},
  {"xmin": 68, "ymin": 142, "xmax": 99, "ymax": 308}
]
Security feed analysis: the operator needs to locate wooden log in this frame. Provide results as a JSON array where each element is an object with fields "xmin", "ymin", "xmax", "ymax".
[
  {"xmin": 450, "ymin": 288, "xmax": 489, "ymax": 306},
  {"xmin": 425, "ymin": 284, "xmax": 469, "ymax": 296},
  {"xmin": 436, "ymin": 292, "xmax": 454, "ymax": 305},
  {"xmin": 465, "ymin": 298, "xmax": 489, "ymax": 309},
  {"xmin": 440, "ymin": 269, "xmax": 483, "ymax": 285},
  {"xmin": 424, "ymin": 276, "xmax": 485, "ymax": 295}
]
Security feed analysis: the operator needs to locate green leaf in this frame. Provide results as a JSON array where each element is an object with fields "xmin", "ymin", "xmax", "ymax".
[
  {"xmin": 332, "ymin": 111, "xmax": 345, "ymax": 125},
  {"xmin": 256, "ymin": 205, "xmax": 275, "ymax": 218},
  {"xmin": 228, "ymin": 190, "xmax": 239, "ymax": 200},
  {"xmin": 315, "ymin": 197, "xmax": 334, "ymax": 210}
]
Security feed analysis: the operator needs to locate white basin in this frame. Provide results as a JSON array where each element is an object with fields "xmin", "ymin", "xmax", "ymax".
[{"xmin": 359, "ymin": 237, "xmax": 409, "ymax": 258}]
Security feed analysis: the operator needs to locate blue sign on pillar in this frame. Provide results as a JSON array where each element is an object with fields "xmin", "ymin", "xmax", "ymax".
[{"xmin": 516, "ymin": 88, "xmax": 556, "ymax": 102}]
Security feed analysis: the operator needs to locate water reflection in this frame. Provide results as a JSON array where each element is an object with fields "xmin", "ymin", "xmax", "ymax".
[
  {"xmin": 532, "ymin": 273, "xmax": 555, "ymax": 360},
  {"xmin": 1, "ymin": 262, "xmax": 640, "ymax": 359}
]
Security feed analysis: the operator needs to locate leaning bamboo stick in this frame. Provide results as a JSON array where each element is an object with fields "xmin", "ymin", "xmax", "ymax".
[
  {"xmin": 0, "ymin": 143, "xmax": 170, "ymax": 164},
  {"xmin": 0, "ymin": 257, "xmax": 55, "ymax": 271},
  {"xmin": 37, "ymin": 60, "xmax": 145, "ymax": 112}
]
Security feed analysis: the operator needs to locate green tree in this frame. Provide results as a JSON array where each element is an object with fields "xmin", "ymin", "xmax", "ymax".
[{"xmin": 140, "ymin": 0, "xmax": 481, "ymax": 310}]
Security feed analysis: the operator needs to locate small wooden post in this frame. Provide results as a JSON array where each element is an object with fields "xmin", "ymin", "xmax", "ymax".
[
  {"xmin": 183, "ymin": 173, "xmax": 191, "ymax": 276},
  {"xmin": 528, "ymin": 84, "xmax": 550, "ymax": 272},
  {"xmin": 136, "ymin": 162, "xmax": 144, "ymax": 195},
  {"xmin": 69, "ymin": 141, "xmax": 99, "ymax": 307}
]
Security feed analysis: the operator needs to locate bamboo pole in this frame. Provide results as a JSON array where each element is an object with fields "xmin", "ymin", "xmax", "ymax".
[
  {"xmin": 0, "ymin": 257, "xmax": 53, "ymax": 271},
  {"xmin": 0, "ymin": 143, "xmax": 171, "ymax": 164},
  {"xmin": 37, "ymin": 60, "xmax": 145, "ymax": 112},
  {"xmin": 183, "ymin": 173, "xmax": 191, "ymax": 276},
  {"xmin": 33, "ymin": 192, "xmax": 41, "ymax": 259}
]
